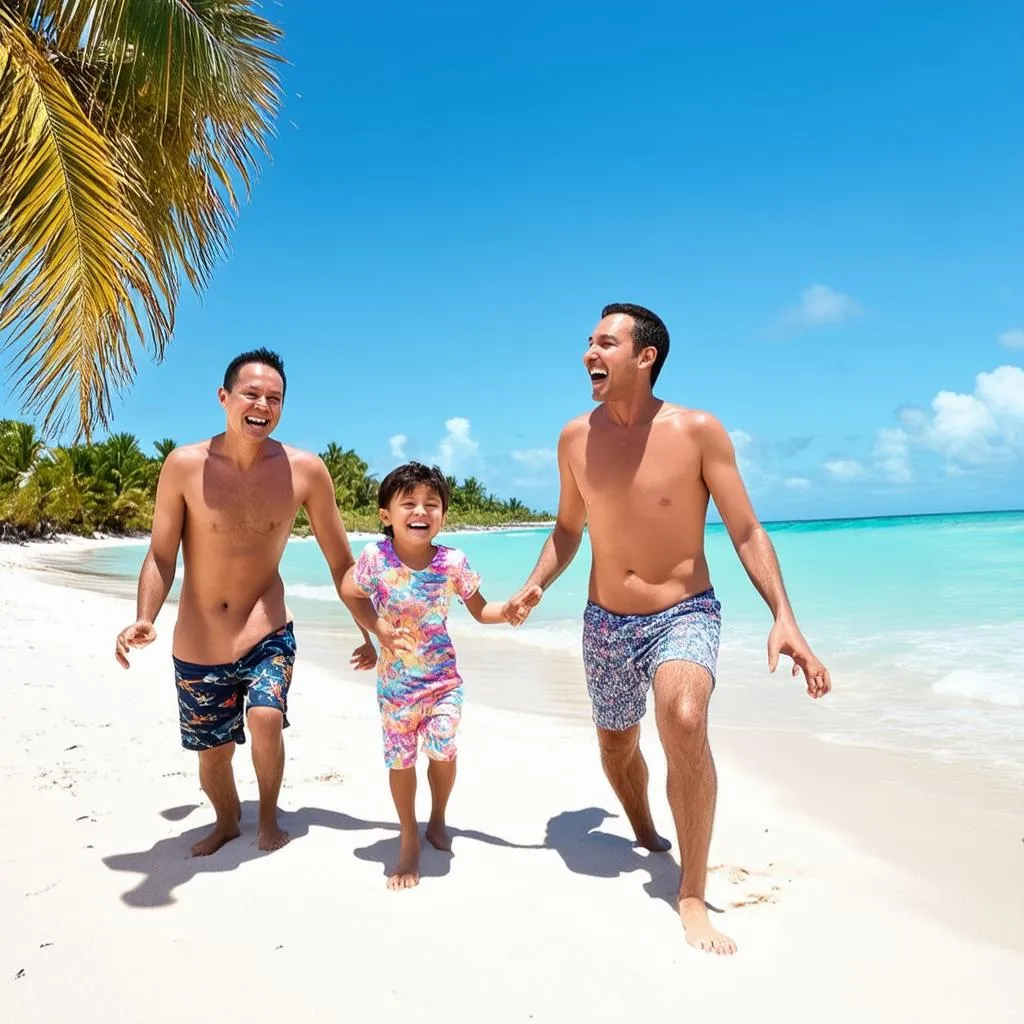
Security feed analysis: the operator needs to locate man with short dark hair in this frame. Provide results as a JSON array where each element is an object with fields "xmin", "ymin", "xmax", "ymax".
[
  {"xmin": 115, "ymin": 349, "xmax": 376, "ymax": 855},
  {"xmin": 505, "ymin": 303, "xmax": 831, "ymax": 955}
]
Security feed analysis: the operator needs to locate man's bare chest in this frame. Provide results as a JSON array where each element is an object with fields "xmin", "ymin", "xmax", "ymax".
[
  {"xmin": 573, "ymin": 432, "xmax": 701, "ymax": 506},
  {"xmin": 186, "ymin": 468, "xmax": 300, "ymax": 537}
]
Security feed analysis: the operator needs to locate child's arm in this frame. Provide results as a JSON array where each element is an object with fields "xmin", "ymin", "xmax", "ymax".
[
  {"xmin": 341, "ymin": 566, "xmax": 415, "ymax": 655},
  {"xmin": 463, "ymin": 590, "xmax": 509, "ymax": 625}
]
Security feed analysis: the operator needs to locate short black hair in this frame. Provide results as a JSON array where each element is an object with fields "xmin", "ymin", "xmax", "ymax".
[
  {"xmin": 601, "ymin": 303, "xmax": 670, "ymax": 386},
  {"xmin": 223, "ymin": 348, "xmax": 287, "ymax": 396},
  {"xmin": 377, "ymin": 462, "xmax": 451, "ymax": 538}
]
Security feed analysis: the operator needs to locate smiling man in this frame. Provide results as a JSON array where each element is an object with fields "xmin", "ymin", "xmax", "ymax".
[
  {"xmin": 115, "ymin": 348, "xmax": 376, "ymax": 856},
  {"xmin": 504, "ymin": 303, "xmax": 831, "ymax": 955}
]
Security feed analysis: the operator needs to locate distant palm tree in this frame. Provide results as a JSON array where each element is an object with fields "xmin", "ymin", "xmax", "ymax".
[
  {"xmin": 0, "ymin": 1, "xmax": 284, "ymax": 439},
  {"xmin": 0, "ymin": 419, "xmax": 46, "ymax": 485},
  {"xmin": 153, "ymin": 438, "xmax": 178, "ymax": 463}
]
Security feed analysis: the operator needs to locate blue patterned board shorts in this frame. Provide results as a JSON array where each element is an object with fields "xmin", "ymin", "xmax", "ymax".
[
  {"xmin": 582, "ymin": 590, "xmax": 722, "ymax": 731},
  {"xmin": 173, "ymin": 623, "xmax": 296, "ymax": 751}
]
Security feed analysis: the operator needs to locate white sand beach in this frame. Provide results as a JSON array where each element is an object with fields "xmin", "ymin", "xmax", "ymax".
[{"xmin": 2, "ymin": 538, "xmax": 1022, "ymax": 1023}]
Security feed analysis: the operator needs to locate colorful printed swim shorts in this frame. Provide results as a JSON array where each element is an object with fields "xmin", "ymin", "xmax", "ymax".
[
  {"xmin": 582, "ymin": 590, "xmax": 722, "ymax": 731},
  {"xmin": 173, "ymin": 623, "xmax": 296, "ymax": 751},
  {"xmin": 379, "ymin": 683, "xmax": 462, "ymax": 770}
]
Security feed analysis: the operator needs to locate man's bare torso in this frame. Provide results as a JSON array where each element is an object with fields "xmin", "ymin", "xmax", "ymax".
[
  {"xmin": 171, "ymin": 438, "xmax": 311, "ymax": 663},
  {"xmin": 565, "ymin": 402, "xmax": 713, "ymax": 615}
]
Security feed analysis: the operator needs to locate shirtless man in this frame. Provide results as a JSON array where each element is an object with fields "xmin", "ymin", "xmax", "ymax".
[
  {"xmin": 114, "ymin": 348, "xmax": 376, "ymax": 856},
  {"xmin": 504, "ymin": 304, "xmax": 831, "ymax": 955}
]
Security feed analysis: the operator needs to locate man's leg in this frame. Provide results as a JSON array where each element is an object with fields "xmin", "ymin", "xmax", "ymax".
[
  {"xmin": 652, "ymin": 660, "xmax": 735, "ymax": 955},
  {"xmin": 596, "ymin": 724, "xmax": 671, "ymax": 852},
  {"xmin": 247, "ymin": 706, "xmax": 289, "ymax": 851},
  {"xmin": 192, "ymin": 742, "xmax": 242, "ymax": 857}
]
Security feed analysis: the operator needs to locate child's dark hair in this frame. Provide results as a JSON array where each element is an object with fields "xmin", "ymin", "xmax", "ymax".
[
  {"xmin": 377, "ymin": 462, "xmax": 451, "ymax": 538},
  {"xmin": 223, "ymin": 347, "xmax": 287, "ymax": 396}
]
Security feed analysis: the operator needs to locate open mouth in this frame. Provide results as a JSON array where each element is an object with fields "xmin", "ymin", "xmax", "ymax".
[
  {"xmin": 589, "ymin": 369, "xmax": 608, "ymax": 383},
  {"xmin": 244, "ymin": 416, "xmax": 269, "ymax": 427},
  {"xmin": 407, "ymin": 523, "xmax": 429, "ymax": 532}
]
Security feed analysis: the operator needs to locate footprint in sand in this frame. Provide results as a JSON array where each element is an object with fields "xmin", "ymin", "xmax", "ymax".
[{"xmin": 709, "ymin": 863, "xmax": 784, "ymax": 909}]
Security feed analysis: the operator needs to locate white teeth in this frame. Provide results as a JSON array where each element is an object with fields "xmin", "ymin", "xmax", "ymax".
[
  {"xmin": 589, "ymin": 370, "xmax": 607, "ymax": 380},
  {"xmin": 245, "ymin": 417, "xmax": 268, "ymax": 426}
]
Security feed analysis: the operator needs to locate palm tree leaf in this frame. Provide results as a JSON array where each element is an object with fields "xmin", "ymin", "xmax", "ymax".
[{"xmin": 0, "ymin": 9, "xmax": 172, "ymax": 438}]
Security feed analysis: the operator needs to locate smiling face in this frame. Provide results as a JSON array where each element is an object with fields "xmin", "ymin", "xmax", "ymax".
[
  {"xmin": 380, "ymin": 483, "xmax": 446, "ymax": 548},
  {"xmin": 218, "ymin": 362, "xmax": 284, "ymax": 441},
  {"xmin": 583, "ymin": 312, "xmax": 656, "ymax": 402}
]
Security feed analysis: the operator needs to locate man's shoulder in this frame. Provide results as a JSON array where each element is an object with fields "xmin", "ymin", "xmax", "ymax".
[
  {"xmin": 161, "ymin": 440, "xmax": 211, "ymax": 474},
  {"xmin": 559, "ymin": 411, "xmax": 593, "ymax": 441},
  {"xmin": 661, "ymin": 405, "xmax": 726, "ymax": 438}
]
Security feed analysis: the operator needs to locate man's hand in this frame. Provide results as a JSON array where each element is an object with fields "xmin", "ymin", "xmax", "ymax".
[
  {"xmin": 349, "ymin": 640, "xmax": 377, "ymax": 671},
  {"xmin": 767, "ymin": 616, "xmax": 832, "ymax": 699},
  {"xmin": 115, "ymin": 620, "xmax": 157, "ymax": 669},
  {"xmin": 375, "ymin": 619, "xmax": 415, "ymax": 656},
  {"xmin": 502, "ymin": 584, "xmax": 543, "ymax": 626}
]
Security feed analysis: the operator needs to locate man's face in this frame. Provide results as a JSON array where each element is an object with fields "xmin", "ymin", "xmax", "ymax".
[
  {"xmin": 218, "ymin": 363, "xmax": 284, "ymax": 440},
  {"xmin": 583, "ymin": 313, "xmax": 654, "ymax": 402}
]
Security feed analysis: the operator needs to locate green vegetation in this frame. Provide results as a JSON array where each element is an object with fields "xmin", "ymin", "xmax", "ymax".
[{"xmin": 0, "ymin": 420, "xmax": 550, "ymax": 541}]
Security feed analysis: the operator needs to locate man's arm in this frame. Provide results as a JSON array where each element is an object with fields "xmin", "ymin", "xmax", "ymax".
[
  {"xmin": 115, "ymin": 451, "xmax": 185, "ymax": 667},
  {"xmin": 301, "ymin": 455, "xmax": 375, "ymax": 647},
  {"xmin": 696, "ymin": 413, "xmax": 831, "ymax": 698},
  {"xmin": 503, "ymin": 424, "xmax": 587, "ymax": 623},
  {"xmin": 694, "ymin": 414, "xmax": 794, "ymax": 620}
]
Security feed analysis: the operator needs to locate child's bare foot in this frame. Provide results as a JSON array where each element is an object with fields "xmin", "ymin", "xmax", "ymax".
[
  {"xmin": 680, "ymin": 896, "xmax": 737, "ymax": 955},
  {"xmin": 387, "ymin": 835, "xmax": 420, "ymax": 890},
  {"xmin": 425, "ymin": 819, "xmax": 452, "ymax": 852}
]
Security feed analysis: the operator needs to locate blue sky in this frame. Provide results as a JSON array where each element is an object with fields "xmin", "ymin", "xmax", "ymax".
[{"xmin": 4, "ymin": 0, "xmax": 1024, "ymax": 520}]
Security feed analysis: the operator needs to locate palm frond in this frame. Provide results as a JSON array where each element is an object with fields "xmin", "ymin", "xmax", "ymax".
[{"xmin": 0, "ymin": 8, "xmax": 172, "ymax": 438}]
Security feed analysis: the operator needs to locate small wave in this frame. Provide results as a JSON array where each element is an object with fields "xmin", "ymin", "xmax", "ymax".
[
  {"xmin": 931, "ymin": 669, "xmax": 1024, "ymax": 708},
  {"xmin": 286, "ymin": 583, "xmax": 337, "ymax": 602}
]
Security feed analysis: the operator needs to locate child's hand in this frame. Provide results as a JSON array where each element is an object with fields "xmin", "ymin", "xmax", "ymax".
[
  {"xmin": 375, "ymin": 618, "xmax": 415, "ymax": 656},
  {"xmin": 350, "ymin": 639, "xmax": 377, "ymax": 671},
  {"xmin": 502, "ymin": 584, "xmax": 543, "ymax": 626}
]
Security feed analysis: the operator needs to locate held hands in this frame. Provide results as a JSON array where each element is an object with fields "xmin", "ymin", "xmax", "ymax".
[
  {"xmin": 115, "ymin": 619, "xmax": 156, "ymax": 669},
  {"xmin": 767, "ymin": 614, "xmax": 832, "ymax": 699},
  {"xmin": 501, "ymin": 584, "xmax": 543, "ymax": 626}
]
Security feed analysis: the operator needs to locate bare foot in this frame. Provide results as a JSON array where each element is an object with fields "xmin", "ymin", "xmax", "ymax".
[
  {"xmin": 257, "ymin": 822, "xmax": 290, "ymax": 852},
  {"xmin": 634, "ymin": 826, "xmax": 672, "ymax": 853},
  {"xmin": 387, "ymin": 836, "xmax": 420, "ymax": 890},
  {"xmin": 680, "ymin": 896, "xmax": 737, "ymax": 955},
  {"xmin": 191, "ymin": 823, "xmax": 241, "ymax": 857},
  {"xmin": 425, "ymin": 819, "xmax": 452, "ymax": 852}
]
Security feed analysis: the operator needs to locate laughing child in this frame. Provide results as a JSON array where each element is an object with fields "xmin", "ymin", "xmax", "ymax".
[{"xmin": 342, "ymin": 461, "xmax": 513, "ymax": 890}]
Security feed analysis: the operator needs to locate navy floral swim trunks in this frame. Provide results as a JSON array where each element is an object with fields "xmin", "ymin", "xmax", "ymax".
[
  {"xmin": 582, "ymin": 590, "xmax": 722, "ymax": 731},
  {"xmin": 173, "ymin": 623, "xmax": 296, "ymax": 751}
]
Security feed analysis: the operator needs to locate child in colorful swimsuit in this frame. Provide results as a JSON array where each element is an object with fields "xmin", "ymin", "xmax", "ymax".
[{"xmin": 343, "ymin": 461, "xmax": 511, "ymax": 890}]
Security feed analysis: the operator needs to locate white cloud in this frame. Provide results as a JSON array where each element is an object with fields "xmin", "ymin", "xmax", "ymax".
[
  {"xmin": 998, "ymin": 328, "xmax": 1024, "ymax": 350},
  {"xmin": 511, "ymin": 448, "xmax": 556, "ymax": 470},
  {"xmin": 878, "ymin": 364, "xmax": 1024, "ymax": 477},
  {"xmin": 784, "ymin": 477, "xmax": 812, "ymax": 490},
  {"xmin": 873, "ymin": 426, "xmax": 912, "ymax": 484},
  {"xmin": 388, "ymin": 433, "xmax": 407, "ymax": 459},
  {"xmin": 729, "ymin": 429, "xmax": 753, "ymax": 450},
  {"xmin": 436, "ymin": 417, "xmax": 480, "ymax": 474},
  {"xmin": 824, "ymin": 459, "xmax": 866, "ymax": 482},
  {"xmin": 773, "ymin": 284, "xmax": 862, "ymax": 335}
]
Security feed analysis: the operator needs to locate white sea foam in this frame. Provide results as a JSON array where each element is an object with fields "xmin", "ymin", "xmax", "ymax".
[{"xmin": 931, "ymin": 669, "xmax": 1024, "ymax": 708}]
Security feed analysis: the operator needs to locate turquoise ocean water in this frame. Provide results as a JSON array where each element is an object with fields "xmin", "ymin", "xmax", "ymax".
[{"xmin": 72, "ymin": 511, "xmax": 1024, "ymax": 783}]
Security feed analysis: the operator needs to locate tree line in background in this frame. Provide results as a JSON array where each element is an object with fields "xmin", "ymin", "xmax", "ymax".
[{"xmin": 0, "ymin": 420, "xmax": 549, "ymax": 541}]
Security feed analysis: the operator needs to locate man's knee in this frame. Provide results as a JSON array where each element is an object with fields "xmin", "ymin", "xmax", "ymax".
[
  {"xmin": 597, "ymin": 724, "xmax": 640, "ymax": 768},
  {"xmin": 247, "ymin": 706, "xmax": 283, "ymax": 743},
  {"xmin": 654, "ymin": 663, "xmax": 712, "ymax": 745}
]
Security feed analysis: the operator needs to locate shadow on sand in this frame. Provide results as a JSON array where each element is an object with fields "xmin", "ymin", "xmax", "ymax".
[
  {"xmin": 103, "ymin": 803, "xmax": 717, "ymax": 915},
  {"xmin": 544, "ymin": 807, "xmax": 682, "ymax": 910},
  {"xmin": 102, "ymin": 802, "xmax": 533, "ymax": 907}
]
